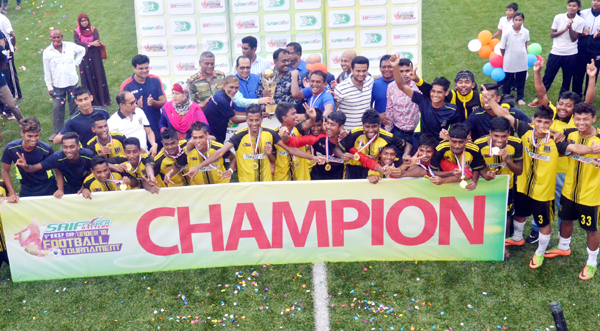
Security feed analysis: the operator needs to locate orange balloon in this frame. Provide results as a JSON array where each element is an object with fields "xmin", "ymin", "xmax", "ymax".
[
  {"xmin": 489, "ymin": 52, "xmax": 496, "ymax": 59},
  {"xmin": 479, "ymin": 45, "xmax": 493, "ymax": 59},
  {"xmin": 478, "ymin": 30, "xmax": 493, "ymax": 45},
  {"xmin": 489, "ymin": 38, "xmax": 501, "ymax": 48}
]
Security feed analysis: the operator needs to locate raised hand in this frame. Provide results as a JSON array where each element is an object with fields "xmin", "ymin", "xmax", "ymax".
[
  {"xmin": 303, "ymin": 103, "xmax": 316, "ymax": 120},
  {"xmin": 587, "ymin": 59, "xmax": 597, "ymax": 77},
  {"xmin": 533, "ymin": 58, "xmax": 545, "ymax": 73},
  {"xmin": 15, "ymin": 152, "xmax": 27, "ymax": 168},
  {"xmin": 389, "ymin": 54, "xmax": 400, "ymax": 67},
  {"xmin": 408, "ymin": 65, "xmax": 420, "ymax": 82}
]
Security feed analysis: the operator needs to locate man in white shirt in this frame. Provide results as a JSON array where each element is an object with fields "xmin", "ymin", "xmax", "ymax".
[
  {"xmin": 233, "ymin": 36, "xmax": 271, "ymax": 75},
  {"xmin": 334, "ymin": 56, "xmax": 374, "ymax": 131},
  {"xmin": 573, "ymin": 0, "xmax": 600, "ymax": 96},
  {"xmin": 42, "ymin": 29, "xmax": 85, "ymax": 140},
  {"xmin": 107, "ymin": 91, "xmax": 158, "ymax": 157},
  {"xmin": 542, "ymin": 1, "xmax": 585, "ymax": 95}
]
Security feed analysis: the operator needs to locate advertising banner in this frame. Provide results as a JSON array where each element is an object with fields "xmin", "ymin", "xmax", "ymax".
[
  {"xmin": 2, "ymin": 177, "xmax": 507, "ymax": 282},
  {"xmin": 134, "ymin": 0, "xmax": 422, "ymax": 93}
]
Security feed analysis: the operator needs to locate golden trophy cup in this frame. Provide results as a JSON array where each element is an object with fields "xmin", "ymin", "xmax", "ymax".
[{"xmin": 261, "ymin": 69, "xmax": 278, "ymax": 114}]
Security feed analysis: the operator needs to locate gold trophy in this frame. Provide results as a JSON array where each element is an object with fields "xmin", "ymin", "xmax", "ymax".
[{"xmin": 261, "ymin": 69, "xmax": 277, "ymax": 114}]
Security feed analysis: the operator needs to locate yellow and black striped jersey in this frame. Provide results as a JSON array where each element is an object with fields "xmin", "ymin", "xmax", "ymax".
[
  {"xmin": 83, "ymin": 172, "xmax": 130, "ymax": 192},
  {"xmin": 561, "ymin": 128, "xmax": 600, "ymax": 206},
  {"xmin": 274, "ymin": 123, "xmax": 311, "ymax": 181},
  {"xmin": 549, "ymin": 102, "xmax": 576, "ymax": 174},
  {"xmin": 108, "ymin": 153, "xmax": 155, "ymax": 182},
  {"xmin": 339, "ymin": 127, "xmax": 406, "ymax": 166},
  {"xmin": 85, "ymin": 132, "xmax": 126, "ymax": 158},
  {"xmin": 154, "ymin": 140, "xmax": 189, "ymax": 188},
  {"xmin": 514, "ymin": 119, "xmax": 569, "ymax": 201},
  {"xmin": 430, "ymin": 141, "xmax": 486, "ymax": 172},
  {"xmin": 228, "ymin": 127, "xmax": 281, "ymax": 182},
  {"xmin": 183, "ymin": 141, "xmax": 230, "ymax": 185},
  {"xmin": 475, "ymin": 135, "xmax": 523, "ymax": 190}
]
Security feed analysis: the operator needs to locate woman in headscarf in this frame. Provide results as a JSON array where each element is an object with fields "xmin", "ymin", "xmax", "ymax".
[
  {"xmin": 159, "ymin": 82, "xmax": 209, "ymax": 140},
  {"xmin": 74, "ymin": 13, "xmax": 111, "ymax": 107}
]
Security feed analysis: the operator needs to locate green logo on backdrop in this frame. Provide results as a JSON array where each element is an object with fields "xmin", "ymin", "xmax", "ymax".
[
  {"xmin": 399, "ymin": 52, "xmax": 414, "ymax": 60},
  {"xmin": 174, "ymin": 21, "xmax": 192, "ymax": 32},
  {"xmin": 207, "ymin": 40, "xmax": 224, "ymax": 51},
  {"xmin": 365, "ymin": 33, "xmax": 382, "ymax": 44},
  {"xmin": 300, "ymin": 16, "xmax": 317, "ymax": 26},
  {"xmin": 143, "ymin": 1, "xmax": 159, "ymax": 12},
  {"xmin": 267, "ymin": 0, "xmax": 284, "ymax": 7},
  {"xmin": 333, "ymin": 14, "xmax": 350, "ymax": 24}
]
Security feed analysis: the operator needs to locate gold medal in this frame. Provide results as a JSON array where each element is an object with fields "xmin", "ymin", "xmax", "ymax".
[
  {"xmin": 294, "ymin": 162, "xmax": 300, "ymax": 168},
  {"xmin": 325, "ymin": 163, "xmax": 331, "ymax": 171},
  {"xmin": 311, "ymin": 160, "xmax": 317, "ymax": 166},
  {"xmin": 106, "ymin": 143, "xmax": 113, "ymax": 149},
  {"xmin": 460, "ymin": 180, "xmax": 468, "ymax": 189},
  {"xmin": 491, "ymin": 147, "xmax": 500, "ymax": 155},
  {"xmin": 353, "ymin": 153, "xmax": 360, "ymax": 161},
  {"xmin": 119, "ymin": 183, "xmax": 127, "ymax": 191},
  {"xmin": 541, "ymin": 129, "xmax": 549, "ymax": 134},
  {"xmin": 461, "ymin": 175, "xmax": 465, "ymax": 180},
  {"xmin": 217, "ymin": 170, "xmax": 223, "ymax": 176},
  {"xmin": 424, "ymin": 175, "xmax": 430, "ymax": 179},
  {"xmin": 252, "ymin": 162, "xmax": 259, "ymax": 170},
  {"xmin": 125, "ymin": 163, "xmax": 132, "ymax": 172}
]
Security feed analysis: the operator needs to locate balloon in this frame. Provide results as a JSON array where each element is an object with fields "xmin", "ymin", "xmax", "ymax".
[
  {"xmin": 494, "ymin": 43, "xmax": 502, "ymax": 55},
  {"xmin": 468, "ymin": 39, "xmax": 482, "ymax": 52},
  {"xmin": 478, "ymin": 45, "xmax": 493, "ymax": 59},
  {"xmin": 489, "ymin": 52, "xmax": 496, "ymax": 59},
  {"xmin": 483, "ymin": 62, "xmax": 494, "ymax": 76},
  {"xmin": 491, "ymin": 67, "xmax": 506, "ymax": 82},
  {"xmin": 489, "ymin": 38, "xmax": 501, "ymax": 48},
  {"xmin": 537, "ymin": 55, "xmax": 544, "ymax": 62},
  {"xmin": 478, "ymin": 30, "xmax": 493, "ymax": 45},
  {"xmin": 527, "ymin": 43, "xmax": 542, "ymax": 56},
  {"xmin": 490, "ymin": 54, "xmax": 503, "ymax": 68},
  {"xmin": 527, "ymin": 54, "xmax": 537, "ymax": 68}
]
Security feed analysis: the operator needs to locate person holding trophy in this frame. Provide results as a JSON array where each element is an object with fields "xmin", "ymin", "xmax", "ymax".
[{"xmin": 258, "ymin": 48, "xmax": 302, "ymax": 114}]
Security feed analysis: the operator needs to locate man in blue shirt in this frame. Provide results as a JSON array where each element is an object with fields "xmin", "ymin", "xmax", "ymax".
[
  {"xmin": 53, "ymin": 86, "xmax": 110, "ymax": 145},
  {"xmin": 287, "ymin": 42, "xmax": 308, "ymax": 77},
  {"xmin": 232, "ymin": 56, "xmax": 273, "ymax": 112},
  {"xmin": 372, "ymin": 55, "xmax": 395, "ymax": 115},
  {"xmin": 1, "ymin": 117, "xmax": 57, "ymax": 202},
  {"xmin": 291, "ymin": 67, "xmax": 335, "ymax": 118},
  {"xmin": 18, "ymin": 132, "xmax": 93, "ymax": 198},
  {"xmin": 120, "ymin": 54, "xmax": 167, "ymax": 147}
]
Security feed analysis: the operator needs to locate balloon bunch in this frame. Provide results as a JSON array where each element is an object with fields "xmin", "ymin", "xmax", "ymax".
[{"xmin": 469, "ymin": 30, "xmax": 544, "ymax": 82}]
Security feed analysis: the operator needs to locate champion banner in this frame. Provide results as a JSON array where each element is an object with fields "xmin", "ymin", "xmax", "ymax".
[{"xmin": 1, "ymin": 177, "xmax": 508, "ymax": 282}]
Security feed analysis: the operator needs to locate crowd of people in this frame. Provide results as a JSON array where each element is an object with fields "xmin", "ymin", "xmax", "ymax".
[{"xmin": 0, "ymin": 1, "xmax": 599, "ymax": 280}]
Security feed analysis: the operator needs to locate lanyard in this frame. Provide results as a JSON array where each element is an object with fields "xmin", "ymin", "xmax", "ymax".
[
  {"xmin": 419, "ymin": 160, "xmax": 435, "ymax": 177},
  {"xmin": 128, "ymin": 155, "xmax": 142, "ymax": 175},
  {"xmin": 196, "ymin": 141, "xmax": 217, "ymax": 169},
  {"xmin": 358, "ymin": 134, "xmax": 377, "ymax": 154},
  {"xmin": 165, "ymin": 145, "xmax": 185, "ymax": 159},
  {"xmin": 99, "ymin": 134, "xmax": 113, "ymax": 150},
  {"xmin": 531, "ymin": 128, "xmax": 550, "ymax": 148},
  {"xmin": 454, "ymin": 152, "xmax": 465, "ymax": 178},
  {"xmin": 250, "ymin": 127, "xmax": 262, "ymax": 157},
  {"xmin": 309, "ymin": 92, "xmax": 323, "ymax": 109}
]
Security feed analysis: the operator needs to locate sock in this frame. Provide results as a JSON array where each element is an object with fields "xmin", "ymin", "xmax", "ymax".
[
  {"xmin": 512, "ymin": 221, "xmax": 525, "ymax": 241},
  {"xmin": 535, "ymin": 233, "xmax": 551, "ymax": 255},
  {"xmin": 558, "ymin": 236, "xmax": 571, "ymax": 251},
  {"xmin": 587, "ymin": 247, "xmax": 599, "ymax": 268}
]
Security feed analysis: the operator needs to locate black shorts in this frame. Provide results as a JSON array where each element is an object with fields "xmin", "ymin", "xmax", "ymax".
[
  {"xmin": 514, "ymin": 192, "xmax": 554, "ymax": 227},
  {"xmin": 344, "ymin": 164, "xmax": 369, "ymax": 179},
  {"xmin": 558, "ymin": 195, "xmax": 599, "ymax": 232},
  {"xmin": 507, "ymin": 188, "xmax": 515, "ymax": 216}
]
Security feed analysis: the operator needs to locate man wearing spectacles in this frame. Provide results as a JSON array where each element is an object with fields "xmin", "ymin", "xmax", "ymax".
[
  {"xmin": 107, "ymin": 91, "xmax": 158, "ymax": 157},
  {"xmin": 232, "ymin": 56, "xmax": 273, "ymax": 112},
  {"xmin": 286, "ymin": 42, "xmax": 308, "ymax": 77}
]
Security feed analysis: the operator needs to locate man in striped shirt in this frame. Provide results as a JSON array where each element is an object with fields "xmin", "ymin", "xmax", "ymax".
[{"xmin": 334, "ymin": 56, "xmax": 374, "ymax": 131}]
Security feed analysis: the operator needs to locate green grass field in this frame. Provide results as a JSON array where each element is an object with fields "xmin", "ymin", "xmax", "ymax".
[{"xmin": 2, "ymin": 0, "xmax": 600, "ymax": 330}]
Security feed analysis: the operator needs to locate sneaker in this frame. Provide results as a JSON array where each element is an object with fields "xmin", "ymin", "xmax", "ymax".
[
  {"xmin": 529, "ymin": 253, "xmax": 544, "ymax": 269},
  {"xmin": 525, "ymin": 230, "xmax": 539, "ymax": 244},
  {"xmin": 6, "ymin": 114, "xmax": 15, "ymax": 121},
  {"xmin": 48, "ymin": 133, "xmax": 57, "ymax": 143},
  {"xmin": 15, "ymin": 5, "xmax": 20, "ymax": 10},
  {"xmin": 505, "ymin": 238, "xmax": 525, "ymax": 246},
  {"xmin": 528, "ymin": 98, "xmax": 539, "ymax": 107},
  {"xmin": 579, "ymin": 264, "xmax": 597, "ymax": 280},
  {"xmin": 544, "ymin": 247, "xmax": 571, "ymax": 258}
]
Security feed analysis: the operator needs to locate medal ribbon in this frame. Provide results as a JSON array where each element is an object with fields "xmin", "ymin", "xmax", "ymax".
[
  {"xmin": 454, "ymin": 152, "xmax": 465, "ymax": 178},
  {"xmin": 165, "ymin": 145, "xmax": 185, "ymax": 159},
  {"xmin": 309, "ymin": 92, "xmax": 323, "ymax": 109},
  {"xmin": 419, "ymin": 160, "xmax": 435, "ymax": 177},
  {"xmin": 105, "ymin": 173, "xmax": 122, "ymax": 187},
  {"xmin": 488, "ymin": 138, "xmax": 494, "ymax": 157},
  {"xmin": 531, "ymin": 128, "xmax": 550, "ymax": 148},
  {"xmin": 357, "ymin": 134, "xmax": 378, "ymax": 154},
  {"xmin": 250, "ymin": 127, "xmax": 262, "ymax": 158},
  {"xmin": 196, "ymin": 141, "xmax": 217, "ymax": 170},
  {"xmin": 129, "ymin": 155, "xmax": 142, "ymax": 175}
]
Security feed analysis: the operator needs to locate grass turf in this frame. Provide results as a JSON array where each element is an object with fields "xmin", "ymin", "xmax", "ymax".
[{"xmin": 1, "ymin": 0, "xmax": 600, "ymax": 330}]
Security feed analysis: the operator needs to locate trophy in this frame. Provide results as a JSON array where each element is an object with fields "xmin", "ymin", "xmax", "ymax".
[{"xmin": 260, "ymin": 69, "xmax": 277, "ymax": 114}]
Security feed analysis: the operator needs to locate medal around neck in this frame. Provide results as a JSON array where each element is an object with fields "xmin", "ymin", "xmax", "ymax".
[
  {"xmin": 252, "ymin": 162, "xmax": 259, "ymax": 170},
  {"xmin": 325, "ymin": 163, "xmax": 331, "ymax": 171},
  {"xmin": 353, "ymin": 153, "xmax": 360, "ymax": 161},
  {"xmin": 491, "ymin": 146, "xmax": 500, "ymax": 155}
]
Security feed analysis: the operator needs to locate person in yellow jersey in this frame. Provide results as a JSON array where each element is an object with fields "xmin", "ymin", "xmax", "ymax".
[
  {"xmin": 544, "ymin": 103, "xmax": 600, "ymax": 280},
  {"xmin": 154, "ymin": 128, "xmax": 190, "ymax": 187},
  {"xmin": 339, "ymin": 109, "xmax": 409, "ymax": 179},
  {"xmin": 189, "ymin": 104, "xmax": 324, "ymax": 182},
  {"xmin": 85, "ymin": 113, "xmax": 126, "ymax": 158},
  {"xmin": 165, "ymin": 121, "xmax": 235, "ymax": 185},
  {"xmin": 273, "ymin": 102, "xmax": 316, "ymax": 181},
  {"xmin": 476, "ymin": 116, "xmax": 523, "ymax": 238},
  {"xmin": 428, "ymin": 123, "xmax": 486, "ymax": 190},
  {"xmin": 81, "ymin": 155, "xmax": 136, "ymax": 199},
  {"xmin": 483, "ymin": 90, "xmax": 600, "ymax": 271},
  {"xmin": 107, "ymin": 137, "xmax": 159, "ymax": 194}
]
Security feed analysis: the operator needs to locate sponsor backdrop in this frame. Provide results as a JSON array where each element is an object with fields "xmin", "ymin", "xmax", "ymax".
[
  {"xmin": 134, "ymin": 0, "xmax": 422, "ymax": 92},
  {"xmin": 2, "ymin": 177, "xmax": 506, "ymax": 282}
]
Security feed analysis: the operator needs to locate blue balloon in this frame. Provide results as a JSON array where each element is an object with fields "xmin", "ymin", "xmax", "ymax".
[
  {"xmin": 527, "ymin": 54, "xmax": 537, "ymax": 68},
  {"xmin": 491, "ymin": 68, "xmax": 506, "ymax": 82},
  {"xmin": 483, "ymin": 62, "xmax": 494, "ymax": 76}
]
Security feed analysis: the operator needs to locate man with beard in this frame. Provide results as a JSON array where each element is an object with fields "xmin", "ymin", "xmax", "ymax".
[{"xmin": 335, "ymin": 56, "xmax": 375, "ymax": 131}]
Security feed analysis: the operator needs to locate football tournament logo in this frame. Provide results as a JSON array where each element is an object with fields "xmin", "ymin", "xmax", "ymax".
[
  {"xmin": 206, "ymin": 40, "xmax": 224, "ymax": 51},
  {"xmin": 299, "ymin": 15, "xmax": 317, "ymax": 27},
  {"xmin": 333, "ymin": 13, "xmax": 350, "ymax": 24},
  {"xmin": 174, "ymin": 21, "xmax": 192, "ymax": 32},
  {"xmin": 266, "ymin": 0, "xmax": 285, "ymax": 7},
  {"xmin": 142, "ymin": 1, "xmax": 160, "ymax": 12},
  {"xmin": 364, "ymin": 33, "xmax": 382, "ymax": 44}
]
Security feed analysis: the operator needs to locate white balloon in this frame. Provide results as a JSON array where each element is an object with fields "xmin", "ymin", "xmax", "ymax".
[
  {"xmin": 467, "ymin": 39, "xmax": 482, "ymax": 52},
  {"xmin": 494, "ymin": 44, "xmax": 502, "ymax": 55}
]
